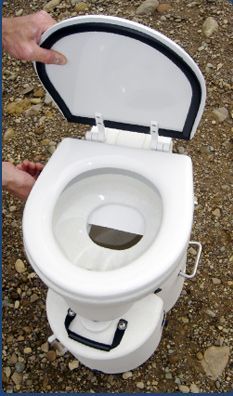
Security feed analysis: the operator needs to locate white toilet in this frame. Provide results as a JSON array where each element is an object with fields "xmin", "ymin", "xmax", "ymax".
[{"xmin": 23, "ymin": 15, "xmax": 205, "ymax": 373}]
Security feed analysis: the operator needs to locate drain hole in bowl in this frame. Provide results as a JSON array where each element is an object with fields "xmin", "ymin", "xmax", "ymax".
[{"xmin": 89, "ymin": 224, "xmax": 143, "ymax": 250}]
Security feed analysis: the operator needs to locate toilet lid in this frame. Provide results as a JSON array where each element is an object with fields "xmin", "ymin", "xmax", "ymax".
[{"xmin": 35, "ymin": 15, "xmax": 205, "ymax": 140}]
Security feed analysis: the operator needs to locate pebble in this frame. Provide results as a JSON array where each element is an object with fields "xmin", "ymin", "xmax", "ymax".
[
  {"xmin": 212, "ymin": 278, "xmax": 221, "ymax": 285},
  {"xmin": 47, "ymin": 350, "xmax": 57, "ymax": 362},
  {"xmin": 5, "ymin": 367, "xmax": 11, "ymax": 378},
  {"xmin": 177, "ymin": 146, "xmax": 186, "ymax": 154},
  {"xmin": 212, "ymin": 208, "xmax": 221, "ymax": 218},
  {"xmin": 181, "ymin": 316, "xmax": 189, "ymax": 324},
  {"xmin": 33, "ymin": 87, "xmax": 45, "ymax": 98},
  {"xmin": 201, "ymin": 346, "xmax": 230, "ymax": 380},
  {"xmin": 68, "ymin": 359, "xmax": 79, "ymax": 370},
  {"xmin": 24, "ymin": 347, "xmax": 32, "ymax": 354},
  {"xmin": 15, "ymin": 362, "xmax": 25, "ymax": 373},
  {"xmin": 30, "ymin": 294, "xmax": 39, "ymax": 303},
  {"xmin": 15, "ymin": 9, "xmax": 23, "ymax": 16},
  {"xmin": 25, "ymin": 104, "xmax": 42, "ymax": 116},
  {"xmin": 44, "ymin": 92, "xmax": 53, "ymax": 105},
  {"xmin": 30, "ymin": 98, "xmax": 42, "ymax": 105},
  {"xmin": 10, "ymin": 353, "xmax": 18, "ymax": 365},
  {"xmin": 136, "ymin": 381, "xmax": 145, "ymax": 389},
  {"xmin": 196, "ymin": 352, "xmax": 203, "ymax": 360},
  {"xmin": 190, "ymin": 383, "xmax": 199, "ymax": 393},
  {"xmin": 6, "ymin": 99, "xmax": 31, "ymax": 115},
  {"xmin": 212, "ymin": 107, "xmax": 229, "ymax": 122},
  {"xmin": 136, "ymin": 0, "xmax": 159, "ymax": 15},
  {"xmin": 21, "ymin": 85, "xmax": 34, "ymax": 95},
  {"xmin": 43, "ymin": 0, "xmax": 62, "ymax": 12},
  {"xmin": 179, "ymin": 384, "xmax": 190, "ymax": 393},
  {"xmin": 157, "ymin": 3, "xmax": 171, "ymax": 13},
  {"xmin": 122, "ymin": 371, "xmax": 133, "ymax": 379},
  {"xmin": 202, "ymin": 17, "xmax": 218, "ymax": 38},
  {"xmin": 41, "ymin": 342, "xmax": 49, "ymax": 353},
  {"xmin": 165, "ymin": 372, "xmax": 173, "ymax": 379},
  {"xmin": 3, "ymin": 127, "xmax": 15, "ymax": 142},
  {"xmin": 14, "ymin": 300, "xmax": 20, "ymax": 309},
  {"xmin": 75, "ymin": 2, "xmax": 89, "ymax": 12},
  {"xmin": 206, "ymin": 309, "xmax": 216, "ymax": 318},
  {"xmin": 11, "ymin": 372, "xmax": 22, "ymax": 385},
  {"xmin": 15, "ymin": 259, "xmax": 26, "ymax": 273}
]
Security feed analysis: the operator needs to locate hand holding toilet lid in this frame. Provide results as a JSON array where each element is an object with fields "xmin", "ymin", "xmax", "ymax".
[{"xmin": 35, "ymin": 15, "xmax": 206, "ymax": 140}]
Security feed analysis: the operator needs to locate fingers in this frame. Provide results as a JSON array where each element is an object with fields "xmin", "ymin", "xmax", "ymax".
[
  {"xmin": 16, "ymin": 160, "xmax": 44, "ymax": 178},
  {"xmin": 32, "ymin": 45, "xmax": 67, "ymax": 64}
]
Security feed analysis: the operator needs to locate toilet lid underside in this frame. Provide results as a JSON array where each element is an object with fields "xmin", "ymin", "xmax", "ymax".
[{"xmin": 35, "ymin": 16, "xmax": 204, "ymax": 140}]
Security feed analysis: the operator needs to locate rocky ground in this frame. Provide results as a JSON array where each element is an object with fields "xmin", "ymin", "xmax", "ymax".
[{"xmin": 2, "ymin": 0, "xmax": 233, "ymax": 393}]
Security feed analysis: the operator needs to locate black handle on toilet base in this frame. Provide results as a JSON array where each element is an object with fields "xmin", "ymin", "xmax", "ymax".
[{"xmin": 64, "ymin": 308, "xmax": 127, "ymax": 352}]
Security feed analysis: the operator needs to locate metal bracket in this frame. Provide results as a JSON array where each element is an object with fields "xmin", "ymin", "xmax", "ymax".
[{"xmin": 179, "ymin": 241, "xmax": 202, "ymax": 279}]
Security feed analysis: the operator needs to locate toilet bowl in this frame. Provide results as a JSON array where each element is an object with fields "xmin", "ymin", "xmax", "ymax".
[{"xmin": 23, "ymin": 15, "xmax": 205, "ymax": 372}]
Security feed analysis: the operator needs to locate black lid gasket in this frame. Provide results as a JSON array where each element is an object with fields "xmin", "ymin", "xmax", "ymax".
[{"xmin": 36, "ymin": 22, "xmax": 202, "ymax": 140}]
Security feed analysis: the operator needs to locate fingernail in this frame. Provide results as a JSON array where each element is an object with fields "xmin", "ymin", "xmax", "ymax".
[{"xmin": 54, "ymin": 55, "xmax": 67, "ymax": 65}]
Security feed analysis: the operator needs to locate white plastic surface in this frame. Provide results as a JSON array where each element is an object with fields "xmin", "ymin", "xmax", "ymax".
[
  {"xmin": 23, "ymin": 137, "xmax": 194, "ymax": 310},
  {"xmin": 46, "ymin": 288, "xmax": 164, "ymax": 373},
  {"xmin": 37, "ymin": 15, "xmax": 206, "ymax": 138}
]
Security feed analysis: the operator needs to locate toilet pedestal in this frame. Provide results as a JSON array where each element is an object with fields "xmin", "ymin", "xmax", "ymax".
[{"xmin": 47, "ymin": 289, "xmax": 164, "ymax": 374}]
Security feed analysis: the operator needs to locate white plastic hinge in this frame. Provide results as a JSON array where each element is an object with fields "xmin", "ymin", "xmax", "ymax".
[
  {"xmin": 150, "ymin": 121, "xmax": 159, "ymax": 150},
  {"xmin": 85, "ymin": 113, "xmax": 106, "ymax": 142}
]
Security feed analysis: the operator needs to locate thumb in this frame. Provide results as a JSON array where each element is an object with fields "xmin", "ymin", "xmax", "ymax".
[{"xmin": 33, "ymin": 45, "xmax": 67, "ymax": 65}]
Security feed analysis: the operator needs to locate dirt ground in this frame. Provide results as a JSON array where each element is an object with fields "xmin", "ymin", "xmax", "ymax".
[{"xmin": 2, "ymin": 0, "xmax": 233, "ymax": 393}]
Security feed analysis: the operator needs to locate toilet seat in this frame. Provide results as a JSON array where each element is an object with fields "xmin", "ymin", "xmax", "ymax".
[
  {"xmin": 23, "ymin": 15, "xmax": 205, "ymax": 309},
  {"xmin": 23, "ymin": 138, "xmax": 193, "ymax": 305}
]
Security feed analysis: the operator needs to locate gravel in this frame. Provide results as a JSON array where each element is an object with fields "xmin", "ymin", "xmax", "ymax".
[{"xmin": 2, "ymin": 0, "xmax": 233, "ymax": 393}]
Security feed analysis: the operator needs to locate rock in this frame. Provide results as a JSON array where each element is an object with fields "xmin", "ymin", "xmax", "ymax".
[
  {"xmin": 15, "ymin": 259, "xmax": 26, "ymax": 273},
  {"xmin": 212, "ymin": 278, "xmax": 221, "ymax": 285},
  {"xmin": 41, "ymin": 342, "xmax": 49, "ymax": 353},
  {"xmin": 136, "ymin": 381, "xmax": 145, "ymax": 389},
  {"xmin": 212, "ymin": 208, "xmax": 221, "ymax": 218},
  {"xmin": 202, "ymin": 17, "xmax": 218, "ymax": 38},
  {"xmin": 44, "ymin": 92, "xmax": 53, "ymax": 105},
  {"xmin": 196, "ymin": 351, "xmax": 203, "ymax": 360},
  {"xmin": 30, "ymin": 293, "xmax": 39, "ymax": 303},
  {"xmin": 181, "ymin": 316, "xmax": 189, "ymax": 324},
  {"xmin": 200, "ymin": 346, "xmax": 230, "ymax": 380},
  {"xmin": 10, "ymin": 353, "xmax": 18, "ymax": 365},
  {"xmin": 33, "ymin": 87, "xmax": 45, "ymax": 98},
  {"xmin": 6, "ymin": 99, "xmax": 31, "ymax": 115},
  {"xmin": 3, "ymin": 127, "xmax": 15, "ymax": 142},
  {"xmin": 122, "ymin": 371, "xmax": 133, "ymax": 379},
  {"xmin": 11, "ymin": 372, "xmax": 22, "ymax": 385},
  {"xmin": 21, "ymin": 85, "xmax": 34, "ymax": 95},
  {"xmin": 157, "ymin": 3, "xmax": 171, "ymax": 13},
  {"xmin": 15, "ymin": 362, "xmax": 25, "ymax": 373},
  {"xmin": 165, "ymin": 372, "xmax": 173, "ymax": 379},
  {"xmin": 25, "ymin": 104, "xmax": 42, "ymax": 117},
  {"xmin": 206, "ymin": 309, "xmax": 216, "ymax": 318},
  {"xmin": 179, "ymin": 384, "xmax": 190, "ymax": 393},
  {"xmin": 47, "ymin": 350, "xmax": 57, "ymax": 362},
  {"xmin": 30, "ymin": 98, "xmax": 42, "ymax": 105},
  {"xmin": 5, "ymin": 367, "xmax": 11, "ymax": 378},
  {"xmin": 15, "ymin": 9, "xmax": 23, "ymax": 16},
  {"xmin": 43, "ymin": 0, "xmax": 62, "ymax": 12},
  {"xmin": 212, "ymin": 107, "xmax": 229, "ymax": 122},
  {"xmin": 23, "ymin": 347, "xmax": 32, "ymax": 354},
  {"xmin": 68, "ymin": 359, "xmax": 79, "ymax": 370},
  {"xmin": 75, "ymin": 2, "xmax": 89, "ymax": 12},
  {"xmin": 190, "ymin": 383, "xmax": 199, "ymax": 393},
  {"xmin": 136, "ymin": 0, "xmax": 159, "ymax": 15},
  {"xmin": 14, "ymin": 300, "xmax": 20, "ymax": 309}
]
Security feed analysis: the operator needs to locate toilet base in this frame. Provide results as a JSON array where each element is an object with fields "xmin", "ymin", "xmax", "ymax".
[{"xmin": 46, "ymin": 289, "xmax": 165, "ymax": 374}]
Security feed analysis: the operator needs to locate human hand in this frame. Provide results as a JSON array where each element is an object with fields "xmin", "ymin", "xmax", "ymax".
[
  {"xmin": 2, "ymin": 11, "xmax": 67, "ymax": 64},
  {"xmin": 2, "ymin": 160, "xmax": 44, "ymax": 201}
]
